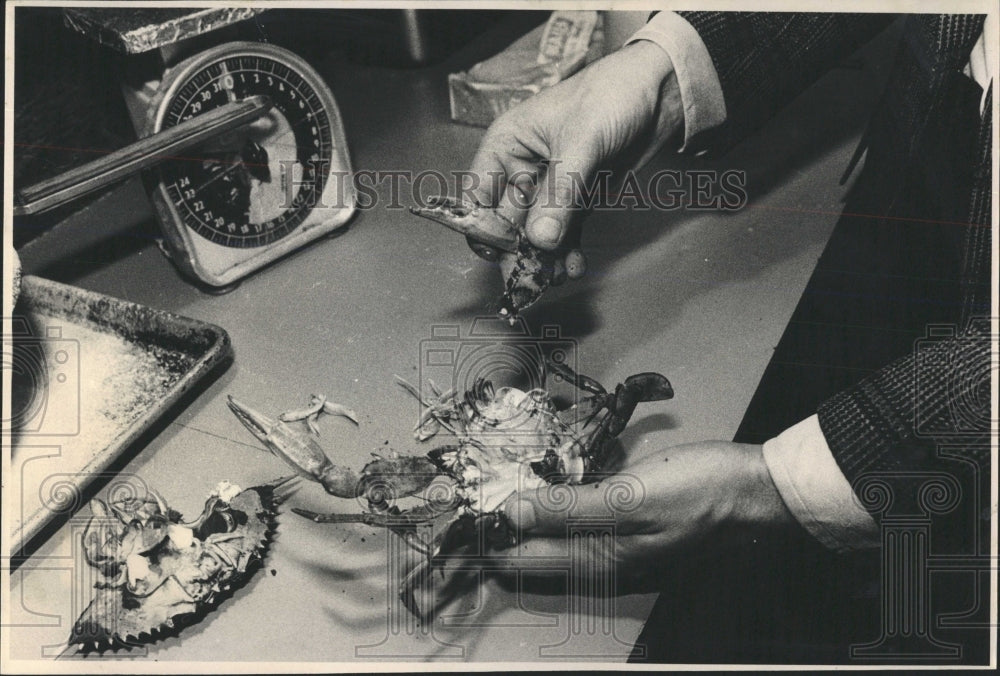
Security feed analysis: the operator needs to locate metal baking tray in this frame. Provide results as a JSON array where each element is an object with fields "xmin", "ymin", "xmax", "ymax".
[{"xmin": 6, "ymin": 275, "xmax": 232, "ymax": 557}]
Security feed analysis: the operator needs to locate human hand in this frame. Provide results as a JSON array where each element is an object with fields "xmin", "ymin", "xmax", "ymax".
[
  {"xmin": 496, "ymin": 441, "xmax": 796, "ymax": 588},
  {"xmin": 464, "ymin": 40, "xmax": 684, "ymax": 278}
]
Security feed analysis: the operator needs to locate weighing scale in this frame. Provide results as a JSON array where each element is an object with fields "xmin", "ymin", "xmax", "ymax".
[{"xmin": 16, "ymin": 7, "xmax": 356, "ymax": 290}]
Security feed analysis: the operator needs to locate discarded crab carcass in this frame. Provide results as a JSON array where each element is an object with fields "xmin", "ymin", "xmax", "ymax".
[
  {"xmin": 67, "ymin": 479, "xmax": 288, "ymax": 654},
  {"xmin": 227, "ymin": 359, "xmax": 672, "ymax": 617}
]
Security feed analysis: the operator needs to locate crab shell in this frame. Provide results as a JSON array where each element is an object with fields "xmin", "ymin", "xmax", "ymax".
[
  {"xmin": 69, "ymin": 481, "xmax": 283, "ymax": 653},
  {"xmin": 431, "ymin": 386, "xmax": 584, "ymax": 515}
]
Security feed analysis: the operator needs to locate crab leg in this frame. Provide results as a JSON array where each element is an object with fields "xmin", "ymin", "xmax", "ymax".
[
  {"xmin": 399, "ymin": 556, "xmax": 436, "ymax": 621},
  {"xmin": 279, "ymin": 396, "xmax": 326, "ymax": 423},
  {"xmin": 290, "ymin": 493, "xmax": 462, "ymax": 526},
  {"xmin": 322, "ymin": 401, "xmax": 359, "ymax": 425},
  {"xmin": 603, "ymin": 373, "xmax": 674, "ymax": 437},
  {"xmin": 228, "ymin": 396, "xmax": 362, "ymax": 498},
  {"xmin": 545, "ymin": 358, "xmax": 607, "ymax": 397},
  {"xmin": 396, "ymin": 376, "xmax": 459, "ymax": 440},
  {"xmin": 496, "ymin": 239, "xmax": 557, "ymax": 323},
  {"xmin": 279, "ymin": 394, "xmax": 360, "ymax": 433},
  {"xmin": 397, "ymin": 516, "xmax": 477, "ymax": 620},
  {"xmin": 229, "ymin": 396, "xmax": 443, "ymax": 506},
  {"xmin": 292, "ymin": 498, "xmax": 460, "ymax": 571}
]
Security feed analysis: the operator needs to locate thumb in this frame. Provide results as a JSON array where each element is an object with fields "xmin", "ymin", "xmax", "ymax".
[
  {"xmin": 503, "ymin": 481, "xmax": 607, "ymax": 537},
  {"xmin": 526, "ymin": 148, "xmax": 598, "ymax": 251}
]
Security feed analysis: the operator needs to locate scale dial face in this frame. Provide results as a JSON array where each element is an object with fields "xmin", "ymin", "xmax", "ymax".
[
  {"xmin": 159, "ymin": 53, "xmax": 332, "ymax": 248},
  {"xmin": 148, "ymin": 42, "xmax": 353, "ymax": 286}
]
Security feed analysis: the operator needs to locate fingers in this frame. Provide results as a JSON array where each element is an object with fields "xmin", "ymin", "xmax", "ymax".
[
  {"xmin": 497, "ymin": 180, "xmax": 532, "ymax": 230},
  {"xmin": 526, "ymin": 147, "xmax": 597, "ymax": 251},
  {"xmin": 503, "ymin": 473, "xmax": 643, "ymax": 537},
  {"xmin": 485, "ymin": 535, "xmax": 622, "ymax": 582},
  {"xmin": 465, "ymin": 141, "xmax": 505, "ymax": 208},
  {"xmin": 467, "ymin": 181, "xmax": 532, "ymax": 262},
  {"xmin": 465, "ymin": 129, "xmax": 539, "ymax": 209},
  {"xmin": 466, "ymin": 117, "xmax": 597, "ymax": 272}
]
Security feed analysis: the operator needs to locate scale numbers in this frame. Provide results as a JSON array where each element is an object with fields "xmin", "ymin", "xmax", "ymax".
[{"xmin": 159, "ymin": 54, "xmax": 334, "ymax": 248}]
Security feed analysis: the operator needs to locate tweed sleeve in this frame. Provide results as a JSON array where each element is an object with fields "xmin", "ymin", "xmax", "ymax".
[
  {"xmin": 676, "ymin": 12, "xmax": 895, "ymax": 154},
  {"xmin": 816, "ymin": 318, "xmax": 992, "ymax": 516}
]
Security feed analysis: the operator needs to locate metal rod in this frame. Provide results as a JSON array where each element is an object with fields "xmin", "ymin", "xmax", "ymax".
[{"xmin": 14, "ymin": 95, "xmax": 274, "ymax": 216}]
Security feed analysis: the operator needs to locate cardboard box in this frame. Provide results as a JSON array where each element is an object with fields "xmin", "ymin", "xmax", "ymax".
[{"xmin": 449, "ymin": 11, "xmax": 604, "ymax": 127}]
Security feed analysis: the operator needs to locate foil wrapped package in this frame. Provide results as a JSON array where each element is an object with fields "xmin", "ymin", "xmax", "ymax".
[{"xmin": 449, "ymin": 11, "xmax": 605, "ymax": 127}]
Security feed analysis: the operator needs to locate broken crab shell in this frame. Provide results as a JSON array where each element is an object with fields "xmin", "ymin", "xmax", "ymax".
[{"xmin": 67, "ymin": 477, "xmax": 291, "ymax": 654}]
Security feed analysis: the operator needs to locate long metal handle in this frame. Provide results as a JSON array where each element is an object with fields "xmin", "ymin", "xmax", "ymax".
[{"xmin": 13, "ymin": 95, "xmax": 274, "ymax": 216}]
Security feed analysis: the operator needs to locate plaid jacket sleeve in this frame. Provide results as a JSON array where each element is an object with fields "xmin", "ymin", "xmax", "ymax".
[
  {"xmin": 676, "ymin": 12, "xmax": 894, "ymax": 153},
  {"xmin": 818, "ymin": 87, "xmax": 992, "ymax": 508},
  {"xmin": 674, "ymin": 13, "xmax": 991, "ymax": 521},
  {"xmin": 817, "ymin": 321, "xmax": 991, "ymax": 479}
]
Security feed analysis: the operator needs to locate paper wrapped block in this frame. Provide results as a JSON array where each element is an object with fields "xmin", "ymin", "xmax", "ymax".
[{"xmin": 449, "ymin": 11, "xmax": 604, "ymax": 127}]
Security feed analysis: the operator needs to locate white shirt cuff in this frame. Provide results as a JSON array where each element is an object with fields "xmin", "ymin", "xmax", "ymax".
[
  {"xmin": 966, "ymin": 12, "xmax": 996, "ymax": 113},
  {"xmin": 625, "ymin": 12, "xmax": 727, "ymax": 152},
  {"xmin": 762, "ymin": 414, "xmax": 879, "ymax": 553}
]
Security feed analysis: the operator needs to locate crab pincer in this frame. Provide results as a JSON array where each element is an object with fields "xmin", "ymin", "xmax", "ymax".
[
  {"xmin": 228, "ymin": 396, "xmax": 363, "ymax": 499},
  {"xmin": 409, "ymin": 195, "xmax": 519, "ymax": 255},
  {"xmin": 409, "ymin": 195, "xmax": 559, "ymax": 324},
  {"xmin": 227, "ymin": 396, "xmax": 440, "ymax": 508}
]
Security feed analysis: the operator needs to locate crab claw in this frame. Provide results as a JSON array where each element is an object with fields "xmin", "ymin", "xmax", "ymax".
[
  {"xmin": 409, "ymin": 196, "xmax": 519, "ymax": 254},
  {"xmin": 227, "ymin": 396, "xmax": 362, "ymax": 499},
  {"xmin": 598, "ymin": 373, "xmax": 675, "ymax": 440},
  {"xmin": 545, "ymin": 358, "xmax": 607, "ymax": 397},
  {"xmin": 410, "ymin": 195, "xmax": 555, "ymax": 324},
  {"xmin": 227, "ymin": 396, "xmax": 275, "ymax": 447},
  {"xmin": 623, "ymin": 373, "xmax": 674, "ymax": 402}
]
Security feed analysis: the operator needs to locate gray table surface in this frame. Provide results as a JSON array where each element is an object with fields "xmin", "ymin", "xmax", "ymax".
[{"xmin": 8, "ymin": 16, "xmax": 896, "ymax": 664}]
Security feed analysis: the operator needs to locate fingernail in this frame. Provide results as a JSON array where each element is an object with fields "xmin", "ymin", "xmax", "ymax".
[
  {"xmin": 514, "ymin": 499, "xmax": 536, "ymax": 530},
  {"xmin": 529, "ymin": 216, "xmax": 563, "ymax": 248},
  {"xmin": 565, "ymin": 250, "xmax": 586, "ymax": 278}
]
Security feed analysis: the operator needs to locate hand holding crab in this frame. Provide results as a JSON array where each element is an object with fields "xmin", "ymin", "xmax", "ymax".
[
  {"xmin": 497, "ymin": 440, "xmax": 797, "ymax": 588},
  {"xmin": 410, "ymin": 41, "xmax": 685, "ymax": 322},
  {"xmin": 226, "ymin": 359, "xmax": 673, "ymax": 617}
]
